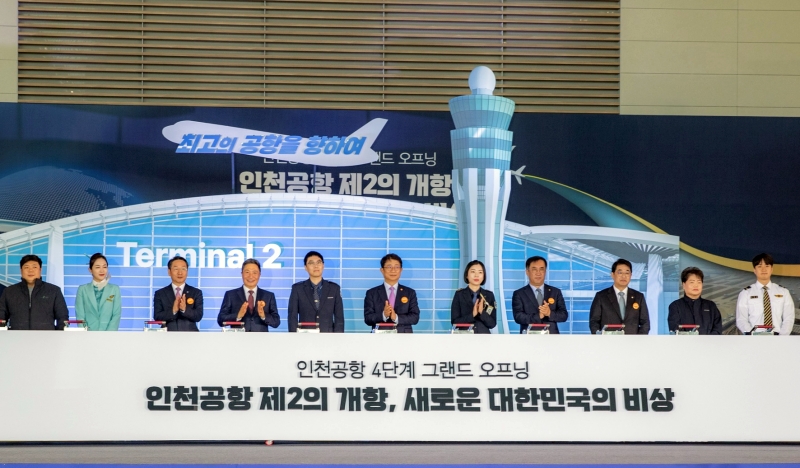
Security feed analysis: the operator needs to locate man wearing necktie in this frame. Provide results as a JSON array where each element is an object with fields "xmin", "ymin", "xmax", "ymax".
[
  {"xmin": 364, "ymin": 253, "xmax": 420, "ymax": 333},
  {"xmin": 589, "ymin": 258, "xmax": 650, "ymax": 335},
  {"xmin": 512, "ymin": 256, "xmax": 568, "ymax": 333},
  {"xmin": 736, "ymin": 253, "xmax": 795, "ymax": 335},
  {"xmin": 288, "ymin": 251, "xmax": 344, "ymax": 333},
  {"xmin": 153, "ymin": 256, "xmax": 204, "ymax": 331},
  {"xmin": 667, "ymin": 267, "xmax": 722, "ymax": 335},
  {"xmin": 217, "ymin": 258, "xmax": 280, "ymax": 332}
]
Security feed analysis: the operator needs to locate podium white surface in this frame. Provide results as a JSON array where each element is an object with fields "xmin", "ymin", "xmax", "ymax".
[{"xmin": 0, "ymin": 333, "xmax": 798, "ymax": 442}]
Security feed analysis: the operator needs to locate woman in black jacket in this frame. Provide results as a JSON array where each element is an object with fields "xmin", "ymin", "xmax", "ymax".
[{"xmin": 450, "ymin": 260, "xmax": 497, "ymax": 334}]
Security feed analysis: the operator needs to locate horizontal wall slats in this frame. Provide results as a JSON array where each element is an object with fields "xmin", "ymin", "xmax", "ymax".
[{"xmin": 18, "ymin": 0, "xmax": 620, "ymax": 112}]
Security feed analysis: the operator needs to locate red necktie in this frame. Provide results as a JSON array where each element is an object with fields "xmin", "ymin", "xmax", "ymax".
[{"xmin": 247, "ymin": 290, "xmax": 255, "ymax": 312}]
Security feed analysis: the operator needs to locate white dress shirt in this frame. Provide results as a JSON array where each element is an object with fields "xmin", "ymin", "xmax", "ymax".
[{"xmin": 736, "ymin": 281, "xmax": 795, "ymax": 335}]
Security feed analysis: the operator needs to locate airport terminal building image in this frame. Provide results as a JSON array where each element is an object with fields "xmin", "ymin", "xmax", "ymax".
[{"xmin": 0, "ymin": 193, "xmax": 679, "ymax": 334}]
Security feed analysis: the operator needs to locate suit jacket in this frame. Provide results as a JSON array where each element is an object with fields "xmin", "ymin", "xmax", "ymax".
[
  {"xmin": 288, "ymin": 279, "xmax": 344, "ymax": 333},
  {"xmin": 512, "ymin": 283, "xmax": 568, "ymax": 334},
  {"xmin": 589, "ymin": 287, "xmax": 650, "ymax": 335},
  {"xmin": 153, "ymin": 284, "xmax": 204, "ymax": 332},
  {"xmin": 217, "ymin": 286, "xmax": 280, "ymax": 332},
  {"xmin": 364, "ymin": 284, "xmax": 420, "ymax": 333},
  {"xmin": 668, "ymin": 296, "xmax": 722, "ymax": 335},
  {"xmin": 75, "ymin": 283, "xmax": 122, "ymax": 331},
  {"xmin": 451, "ymin": 287, "xmax": 497, "ymax": 334},
  {"xmin": 0, "ymin": 279, "xmax": 69, "ymax": 330}
]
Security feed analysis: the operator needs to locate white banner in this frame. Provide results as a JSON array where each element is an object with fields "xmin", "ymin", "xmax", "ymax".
[{"xmin": 0, "ymin": 333, "xmax": 797, "ymax": 442}]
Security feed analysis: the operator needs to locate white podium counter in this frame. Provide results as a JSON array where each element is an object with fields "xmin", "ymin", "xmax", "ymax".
[{"xmin": 0, "ymin": 333, "xmax": 796, "ymax": 442}]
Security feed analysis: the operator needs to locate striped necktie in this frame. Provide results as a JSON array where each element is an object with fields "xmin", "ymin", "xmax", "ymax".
[{"xmin": 763, "ymin": 286, "xmax": 773, "ymax": 327}]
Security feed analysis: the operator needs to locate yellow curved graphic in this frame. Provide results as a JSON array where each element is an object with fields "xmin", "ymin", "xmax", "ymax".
[{"xmin": 522, "ymin": 174, "xmax": 800, "ymax": 277}]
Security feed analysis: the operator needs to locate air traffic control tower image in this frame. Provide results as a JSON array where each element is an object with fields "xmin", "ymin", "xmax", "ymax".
[{"xmin": 450, "ymin": 66, "xmax": 515, "ymax": 333}]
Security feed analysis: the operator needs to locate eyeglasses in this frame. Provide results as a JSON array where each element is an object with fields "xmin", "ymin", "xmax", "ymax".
[
  {"xmin": 306, "ymin": 261, "xmax": 323, "ymax": 266},
  {"xmin": 382, "ymin": 266, "xmax": 402, "ymax": 271}
]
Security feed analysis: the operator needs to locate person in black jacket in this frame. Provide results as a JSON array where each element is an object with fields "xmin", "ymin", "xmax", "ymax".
[
  {"xmin": 288, "ymin": 251, "xmax": 344, "ymax": 333},
  {"xmin": 668, "ymin": 266, "xmax": 722, "ymax": 335},
  {"xmin": 0, "ymin": 254, "xmax": 68, "ymax": 330},
  {"xmin": 153, "ymin": 255, "xmax": 204, "ymax": 331},
  {"xmin": 217, "ymin": 258, "xmax": 280, "ymax": 332},
  {"xmin": 451, "ymin": 260, "xmax": 497, "ymax": 334}
]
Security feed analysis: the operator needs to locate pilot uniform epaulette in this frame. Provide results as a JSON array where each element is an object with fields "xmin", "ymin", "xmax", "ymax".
[{"xmin": 743, "ymin": 286, "xmax": 751, "ymax": 290}]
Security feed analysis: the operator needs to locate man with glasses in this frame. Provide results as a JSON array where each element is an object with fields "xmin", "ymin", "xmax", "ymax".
[
  {"xmin": 364, "ymin": 253, "xmax": 420, "ymax": 333},
  {"xmin": 288, "ymin": 251, "xmax": 344, "ymax": 333},
  {"xmin": 589, "ymin": 258, "xmax": 650, "ymax": 335},
  {"xmin": 153, "ymin": 255, "xmax": 204, "ymax": 331}
]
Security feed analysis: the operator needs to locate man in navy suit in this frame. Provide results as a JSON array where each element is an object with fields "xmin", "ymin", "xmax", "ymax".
[
  {"xmin": 512, "ymin": 256, "xmax": 568, "ymax": 333},
  {"xmin": 589, "ymin": 258, "xmax": 650, "ymax": 335},
  {"xmin": 217, "ymin": 258, "xmax": 280, "ymax": 332},
  {"xmin": 364, "ymin": 253, "xmax": 420, "ymax": 333},
  {"xmin": 153, "ymin": 255, "xmax": 204, "ymax": 331},
  {"xmin": 288, "ymin": 251, "xmax": 344, "ymax": 332}
]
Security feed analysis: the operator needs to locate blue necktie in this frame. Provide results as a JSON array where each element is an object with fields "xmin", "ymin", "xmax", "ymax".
[{"xmin": 618, "ymin": 292, "xmax": 626, "ymax": 319}]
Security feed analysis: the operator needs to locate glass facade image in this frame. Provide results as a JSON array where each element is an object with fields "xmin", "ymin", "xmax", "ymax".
[{"xmin": 0, "ymin": 194, "xmax": 679, "ymax": 334}]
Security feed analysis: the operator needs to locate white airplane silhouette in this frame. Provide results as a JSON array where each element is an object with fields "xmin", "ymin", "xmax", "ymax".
[
  {"xmin": 509, "ymin": 165, "xmax": 526, "ymax": 184},
  {"xmin": 162, "ymin": 118, "xmax": 388, "ymax": 167}
]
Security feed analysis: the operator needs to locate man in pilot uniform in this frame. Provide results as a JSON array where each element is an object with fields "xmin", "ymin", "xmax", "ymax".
[{"xmin": 736, "ymin": 253, "xmax": 796, "ymax": 335}]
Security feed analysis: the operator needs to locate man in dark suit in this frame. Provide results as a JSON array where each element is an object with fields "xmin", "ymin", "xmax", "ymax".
[
  {"xmin": 0, "ymin": 255, "xmax": 68, "ymax": 330},
  {"xmin": 589, "ymin": 258, "xmax": 650, "ymax": 335},
  {"xmin": 668, "ymin": 266, "xmax": 722, "ymax": 335},
  {"xmin": 217, "ymin": 258, "xmax": 280, "ymax": 332},
  {"xmin": 153, "ymin": 255, "xmax": 204, "ymax": 331},
  {"xmin": 288, "ymin": 251, "xmax": 344, "ymax": 332},
  {"xmin": 512, "ymin": 256, "xmax": 568, "ymax": 333},
  {"xmin": 364, "ymin": 253, "xmax": 420, "ymax": 333}
]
